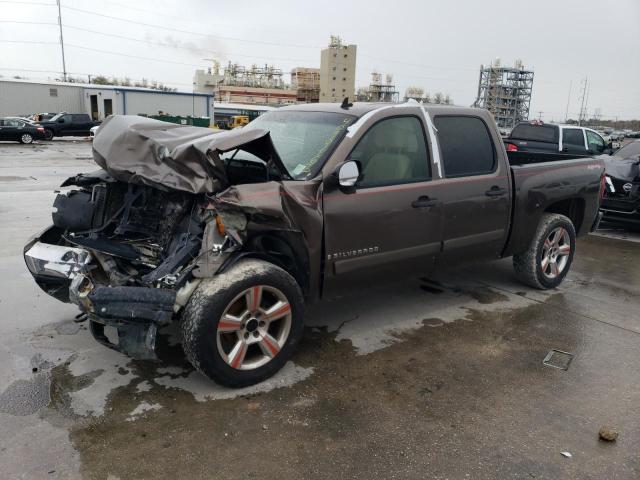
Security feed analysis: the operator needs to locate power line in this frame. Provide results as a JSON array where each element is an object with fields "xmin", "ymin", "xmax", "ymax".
[
  {"xmin": 65, "ymin": 43, "xmax": 211, "ymax": 68},
  {"xmin": 0, "ymin": 39, "xmax": 58, "ymax": 45},
  {"xmin": 60, "ymin": 5, "xmax": 322, "ymax": 50},
  {"xmin": 0, "ymin": 19, "xmax": 58, "ymax": 26},
  {"xmin": 0, "ymin": 0, "xmax": 56, "ymax": 5}
]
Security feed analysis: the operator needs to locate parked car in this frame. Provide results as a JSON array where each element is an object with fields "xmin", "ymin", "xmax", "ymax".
[
  {"xmin": 31, "ymin": 112, "xmax": 58, "ymax": 122},
  {"xmin": 505, "ymin": 121, "xmax": 611, "ymax": 156},
  {"xmin": 0, "ymin": 117, "xmax": 46, "ymax": 144},
  {"xmin": 24, "ymin": 104, "xmax": 605, "ymax": 387},
  {"xmin": 37, "ymin": 113, "xmax": 101, "ymax": 140},
  {"xmin": 601, "ymin": 139, "xmax": 640, "ymax": 228}
]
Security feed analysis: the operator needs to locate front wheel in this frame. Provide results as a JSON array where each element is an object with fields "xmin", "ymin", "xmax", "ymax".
[
  {"xmin": 43, "ymin": 129, "xmax": 54, "ymax": 141},
  {"xmin": 513, "ymin": 213, "xmax": 576, "ymax": 289},
  {"xmin": 19, "ymin": 133, "xmax": 34, "ymax": 144},
  {"xmin": 181, "ymin": 259, "xmax": 305, "ymax": 388}
]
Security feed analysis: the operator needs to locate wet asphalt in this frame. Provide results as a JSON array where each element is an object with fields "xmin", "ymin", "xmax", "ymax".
[{"xmin": 1, "ymin": 140, "xmax": 639, "ymax": 479}]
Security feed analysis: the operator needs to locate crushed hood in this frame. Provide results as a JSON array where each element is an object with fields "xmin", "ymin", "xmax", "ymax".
[
  {"xmin": 92, "ymin": 115, "xmax": 290, "ymax": 194},
  {"xmin": 603, "ymin": 155, "xmax": 640, "ymax": 182}
]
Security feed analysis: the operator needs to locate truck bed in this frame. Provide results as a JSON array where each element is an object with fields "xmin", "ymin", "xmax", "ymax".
[
  {"xmin": 506, "ymin": 150, "xmax": 591, "ymax": 165},
  {"xmin": 503, "ymin": 155, "xmax": 605, "ymax": 258}
]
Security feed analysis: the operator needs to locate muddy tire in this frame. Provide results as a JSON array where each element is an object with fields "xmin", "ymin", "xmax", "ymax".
[
  {"xmin": 43, "ymin": 129, "xmax": 54, "ymax": 141},
  {"xmin": 513, "ymin": 213, "xmax": 576, "ymax": 289},
  {"xmin": 181, "ymin": 259, "xmax": 305, "ymax": 388}
]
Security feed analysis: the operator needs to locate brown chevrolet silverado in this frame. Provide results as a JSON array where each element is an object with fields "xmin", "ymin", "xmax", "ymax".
[{"xmin": 24, "ymin": 102, "xmax": 605, "ymax": 387}]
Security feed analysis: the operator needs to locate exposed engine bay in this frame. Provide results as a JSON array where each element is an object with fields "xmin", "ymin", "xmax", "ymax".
[{"xmin": 23, "ymin": 115, "xmax": 311, "ymax": 360}]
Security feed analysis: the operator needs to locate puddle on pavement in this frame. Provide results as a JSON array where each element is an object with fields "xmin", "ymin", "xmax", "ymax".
[{"xmin": 59, "ymin": 300, "xmax": 586, "ymax": 480}]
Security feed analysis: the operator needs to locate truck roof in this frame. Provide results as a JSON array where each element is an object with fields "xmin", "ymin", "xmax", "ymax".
[{"xmin": 279, "ymin": 101, "xmax": 483, "ymax": 119}]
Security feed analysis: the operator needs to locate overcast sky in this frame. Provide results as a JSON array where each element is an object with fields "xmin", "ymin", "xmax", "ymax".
[{"xmin": 1, "ymin": 0, "xmax": 639, "ymax": 120}]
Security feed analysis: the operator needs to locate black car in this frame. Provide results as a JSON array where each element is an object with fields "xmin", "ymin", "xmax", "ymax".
[
  {"xmin": 38, "ymin": 113, "xmax": 101, "ymax": 140},
  {"xmin": 601, "ymin": 140, "xmax": 640, "ymax": 228},
  {"xmin": 0, "ymin": 117, "xmax": 46, "ymax": 144}
]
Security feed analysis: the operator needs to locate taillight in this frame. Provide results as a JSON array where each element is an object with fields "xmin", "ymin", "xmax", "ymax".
[
  {"xmin": 36, "ymin": 127, "xmax": 44, "ymax": 132},
  {"xmin": 506, "ymin": 143, "xmax": 518, "ymax": 152}
]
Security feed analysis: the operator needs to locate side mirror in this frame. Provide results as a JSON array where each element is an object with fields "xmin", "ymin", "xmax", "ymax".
[{"xmin": 334, "ymin": 160, "xmax": 360, "ymax": 192}]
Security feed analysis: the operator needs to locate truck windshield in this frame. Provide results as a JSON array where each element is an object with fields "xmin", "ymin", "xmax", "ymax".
[{"xmin": 244, "ymin": 110, "xmax": 356, "ymax": 179}]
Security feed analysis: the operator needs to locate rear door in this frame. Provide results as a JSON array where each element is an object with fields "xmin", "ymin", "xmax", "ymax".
[
  {"xmin": 0, "ymin": 119, "xmax": 20, "ymax": 141},
  {"xmin": 72, "ymin": 114, "xmax": 92, "ymax": 135},
  {"xmin": 0, "ymin": 120, "xmax": 8, "ymax": 140},
  {"xmin": 560, "ymin": 127, "xmax": 588, "ymax": 154},
  {"xmin": 433, "ymin": 114, "xmax": 511, "ymax": 264},
  {"xmin": 323, "ymin": 113, "xmax": 443, "ymax": 290},
  {"xmin": 57, "ymin": 114, "xmax": 74, "ymax": 135}
]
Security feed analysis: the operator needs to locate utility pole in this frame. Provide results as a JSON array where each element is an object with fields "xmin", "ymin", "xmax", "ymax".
[
  {"xmin": 578, "ymin": 77, "xmax": 588, "ymax": 126},
  {"xmin": 538, "ymin": 111, "xmax": 543, "ymax": 120},
  {"xmin": 564, "ymin": 80, "xmax": 572, "ymax": 122},
  {"xmin": 56, "ymin": 0, "xmax": 67, "ymax": 82}
]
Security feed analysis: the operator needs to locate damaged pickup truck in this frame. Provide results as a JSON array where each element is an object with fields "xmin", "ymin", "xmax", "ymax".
[{"xmin": 24, "ymin": 103, "xmax": 605, "ymax": 387}]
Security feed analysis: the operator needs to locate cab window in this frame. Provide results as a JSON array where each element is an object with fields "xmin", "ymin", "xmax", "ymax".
[
  {"xmin": 434, "ymin": 116, "xmax": 496, "ymax": 177},
  {"xmin": 563, "ymin": 128, "xmax": 585, "ymax": 147},
  {"xmin": 349, "ymin": 116, "xmax": 430, "ymax": 188},
  {"xmin": 586, "ymin": 130, "xmax": 605, "ymax": 153}
]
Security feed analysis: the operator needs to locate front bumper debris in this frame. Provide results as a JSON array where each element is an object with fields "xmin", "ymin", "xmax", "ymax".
[
  {"xmin": 69, "ymin": 274, "xmax": 177, "ymax": 360},
  {"xmin": 24, "ymin": 240, "xmax": 92, "ymax": 302}
]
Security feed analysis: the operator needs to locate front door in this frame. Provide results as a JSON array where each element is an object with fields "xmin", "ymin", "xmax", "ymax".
[
  {"xmin": 90, "ymin": 95, "xmax": 99, "ymax": 121},
  {"xmin": 433, "ymin": 115, "xmax": 511, "ymax": 264},
  {"xmin": 103, "ymin": 99, "xmax": 113, "ymax": 117},
  {"xmin": 323, "ymin": 115, "xmax": 443, "ymax": 293}
]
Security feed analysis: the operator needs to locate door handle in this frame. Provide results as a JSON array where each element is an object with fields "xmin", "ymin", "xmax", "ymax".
[
  {"xmin": 485, "ymin": 186, "xmax": 507, "ymax": 197},
  {"xmin": 411, "ymin": 196, "xmax": 438, "ymax": 208}
]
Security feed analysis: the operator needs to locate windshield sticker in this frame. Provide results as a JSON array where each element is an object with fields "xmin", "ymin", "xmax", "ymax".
[{"xmin": 292, "ymin": 164, "xmax": 306, "ymax": 176}]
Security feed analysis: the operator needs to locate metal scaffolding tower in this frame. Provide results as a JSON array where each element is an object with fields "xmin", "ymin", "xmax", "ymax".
[
  {"xmin": 474, "ymin": 60, "xmax": 534, "ymax": 129},
  {"xmin": 364, "ymin": 72, "xmax": 399, "ymax": 103}
]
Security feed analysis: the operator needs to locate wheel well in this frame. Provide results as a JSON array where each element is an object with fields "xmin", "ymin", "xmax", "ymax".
[
  {"xmin": 544, "ymin": 198, "xmax": 585, "ymax": 232},
  {"xmin": 229, "ymin": 233, "xmax": 310, "ymax": 296}
]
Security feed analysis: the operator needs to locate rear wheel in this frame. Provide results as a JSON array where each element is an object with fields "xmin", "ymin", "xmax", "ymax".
[
  {"xmin": 43, "ymin": 129, "xmax": 54, "ymax": 141},
  {"xmin": 19, "ymin": 133, "xmax": 33, "ymax": 144},
  {"xmin": 181, "ymin": 259, "xmax": 304, "ymax": 388},
  {"xmin": 513, "ymin": 213, "xmax": 576, "ymax": 289}
]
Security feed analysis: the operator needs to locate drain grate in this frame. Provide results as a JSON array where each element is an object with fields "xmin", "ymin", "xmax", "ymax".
[{"xmin": 543, "ymin": 349, "xmax": 574, "ymax": 370}]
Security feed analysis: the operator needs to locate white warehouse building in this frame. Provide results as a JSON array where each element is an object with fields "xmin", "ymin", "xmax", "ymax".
[{"xmin": 0, "ymin": 79, "xmax": 214, "ymax": 122}]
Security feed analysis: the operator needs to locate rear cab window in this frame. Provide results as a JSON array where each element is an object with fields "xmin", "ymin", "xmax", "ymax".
[
  {"xmin": 510, "ymin": 124, "xmax": 558, "ymax": 143},
  {"xmin": 433, "ymin": 116, "xmax": 496, "ymax": 177}
]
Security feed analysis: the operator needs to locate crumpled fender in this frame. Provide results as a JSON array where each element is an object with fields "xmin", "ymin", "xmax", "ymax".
[{"xmin": 196, "ymin": 179, "xmax": 324, "ymax": 299}]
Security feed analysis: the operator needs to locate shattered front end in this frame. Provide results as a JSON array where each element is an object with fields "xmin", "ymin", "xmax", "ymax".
[{"xmin": 23, "ymin": 178, "xmax": 215, "ymax": 359}]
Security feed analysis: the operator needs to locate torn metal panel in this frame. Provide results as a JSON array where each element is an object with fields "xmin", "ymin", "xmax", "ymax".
[
  {"xmin": 207, "ymin": 180, "xmax": 324, "ymax": 298},
  {"xmin": 92, "ymin": 115, "xmax": 290, "ymax": 194}
]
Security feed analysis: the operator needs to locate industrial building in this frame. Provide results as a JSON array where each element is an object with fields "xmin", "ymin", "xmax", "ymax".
[
  {"xmin": 319, "ymin": 36, "xmax": 357, "ymax": 102},
  {"xmin": 474, "ymin": 60, "xmax": 534, "ymax": 129},
  {"xmin": 291, "ymin": 68, "xmax": 320, "ymax": 103},
  {"xmin": 0, "ymin": 78, "xmax": 213, "ymax": 122},
  {"xmin": 357, "ymin": 72, "xmax": 399, "ymax": 103},
  {"xmin": 194, "ymin": 61, "xmax": 297, "ymax": 106}
]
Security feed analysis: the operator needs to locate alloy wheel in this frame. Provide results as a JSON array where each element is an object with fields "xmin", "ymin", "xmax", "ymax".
[
  {"xmin": 541, "ymin": 227, "xmax": 571, "ymax": 279},
  {"xmin": 21, "ymin": 134, "xmax": 33, "ymax": 144},
  {"xmin": 216, "ymin": 285, "xmax": 292, "ymax": 370}
]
